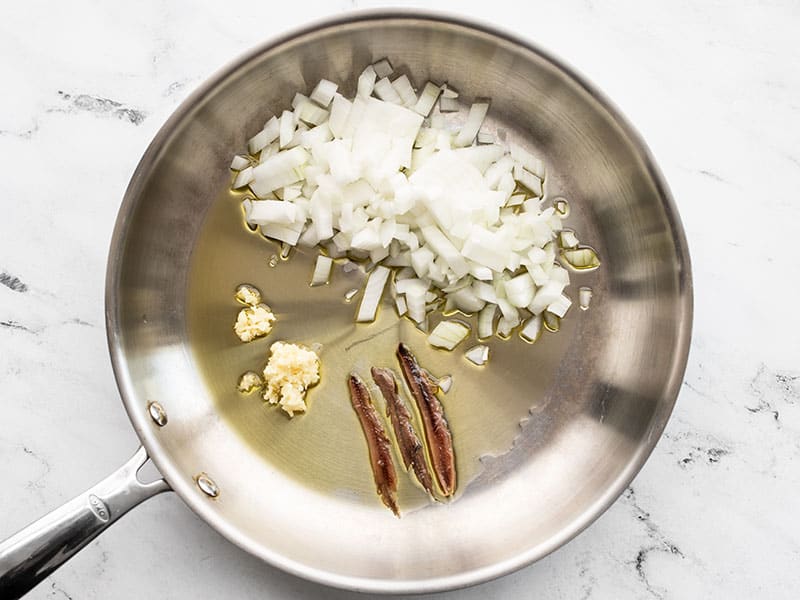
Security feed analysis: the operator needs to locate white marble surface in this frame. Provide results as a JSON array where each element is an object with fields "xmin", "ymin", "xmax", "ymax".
[{"xmin": 1, "ymin": 1, "xmax": 798, "ymax": 598}]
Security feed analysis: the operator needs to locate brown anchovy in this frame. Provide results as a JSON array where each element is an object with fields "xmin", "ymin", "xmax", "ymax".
[
  {"xmin": 396, "ymin": 343, "xmax": 456, "ymax": 497},
  {"xmin": 347, "ymin": 373, "xmax": 399, "ymax": 516},
  {"xmin": 371, "ymin": 367, "xmax": 435, "ymax": 498}
]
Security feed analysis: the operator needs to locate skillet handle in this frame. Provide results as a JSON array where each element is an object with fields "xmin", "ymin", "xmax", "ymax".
[{"xmin": 0, "ymin": 446, "xmax": 170, "ymax": 599}]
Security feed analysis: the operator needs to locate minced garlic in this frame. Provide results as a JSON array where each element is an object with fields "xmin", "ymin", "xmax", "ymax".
[
  {"xmin": 235, "ymin": 283, "xmax": 262, "ymax": 306},
  {"xmin": 262, "ymin": 341, "xmax": 320, "ymax": 416},
  {"xmin": 237, "ymin": 371, "xmax": 264, "ymax": 393},
  {"xmin": 234, "ymin": 304, "xmax": 275, "ymax": 342}
]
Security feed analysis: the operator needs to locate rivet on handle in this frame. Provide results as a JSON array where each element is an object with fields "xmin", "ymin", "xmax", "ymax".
[
  {"xmin": 195, "ymin": 473, "xmax": 219, "ymax": 498},
  {"xmin": 147, "ymin": 401, "xmax": 168, "ymax": 427}
]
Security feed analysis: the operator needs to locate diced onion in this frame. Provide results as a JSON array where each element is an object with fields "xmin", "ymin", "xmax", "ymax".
[
  {"xmin": 230, "ymin": 60, "xmax": 599, "ymax": 342},
  {"xmin": 547, "ymin": 293, "xmax": 572, "ymax": 318},
  {"xmin": 374, "ymin": 77, "xmax": 403, "ymax": 104},
  {"xmin": 232, "ymin": 166, "xmax": 254, "ymax": 189},
  {"xmin": 261, "ymin": 221, "xmax": 303, "ymax": 246},
  {"xmin": 477, "ymin": 304, "xmax": 496, "ymax": 339},
  {"xmin": 510, "ymin": 142, "xmax": 545, "ymax": 179},
  {"xmin": 438, "ymin": 375, "xmax": 453, "ymax": 393},
  {"xmin": 441, "ymin": 84, "xmax": 458, "ymax": 98},
  {"xmin": 395, "ymin": 293, "xmax": 408, "ymax": 316},
  {"xmin": 504, "ymin": 273, "xmax": 535, "ymax": 308},
  {"xmin": 372, "ymin": 58, "xmax": 393, "ymax": 78},
  {"xmin": 357, "ymin": 65, "xmax": 377, "ymax": 97},
  {"xmin": 230, "ymin": 155, "xmax": 251, "ymax": 171},
  {"xmin": 391, "ymin": 75, "xmax": 417, "ymax": 107},
  {"xmin": 413, "ymin": 82, "xmax": 441, "ymax": 116},
  {"xmin": 513, "ymin": 164, "xmax": 543, "ymax": 197},
  {"xmin": 455, "ymin": 102, "xmax": 489, "ymax": 147},
  {"xmin": 560, "ymin": 230, "xmax": 580, "ymax": 249},
  {"xmin": 439, "ymin": 96, "xmax": 459, "ymax": 112},
  {"xmin": 428, "ymin": 320, "xmax": 470, "ymax": 350},
  {"xmin": 356, "ymin": 265, "xmax": 390, "ymax": 322},
  {"xmin": 519, "ymin": 315, "xmax": 542, "ymax": 343},
  {"xmin": 279, "ymin": 110, "xmax": 295, "ymax": 148},
  {"xmin": 579, "ymin": 286, "xmax": 593, "ymax": 310},
  {"xmin": 464, "ymin": 344, "xmax": 489, "ymax": 366},
  {"xmin": 310, "ymin": 255, "xmax": 333, "ymax": 286},
  {"xmin": 310, "ymin": 79, "xmax": 338, "ymax": 107}
]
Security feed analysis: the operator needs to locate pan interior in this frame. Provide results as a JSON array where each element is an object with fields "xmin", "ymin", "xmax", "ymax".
[{"xmin": 109, "ymin": 15, "xmax": 690, "ymax": 592}]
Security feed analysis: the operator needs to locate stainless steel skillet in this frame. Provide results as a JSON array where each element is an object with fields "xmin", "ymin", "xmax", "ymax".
[{"xmin": 0, "ymin": 11, "xmax": 692, "ymax": 597}]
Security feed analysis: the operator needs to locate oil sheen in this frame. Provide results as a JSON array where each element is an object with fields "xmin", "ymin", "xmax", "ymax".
[{"xmin": 187, "ymin": 190, "xmax": 574, "ymax": 511}]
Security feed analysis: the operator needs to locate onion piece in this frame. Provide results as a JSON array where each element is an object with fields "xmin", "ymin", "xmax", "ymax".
[
  {"xmin": 506, "ymin": 193, "xmax": 526, "ymax": 207},
  {"xmin": 374, "ymin": 77, "xmax": 403, "ymax": 104},
  {"xmin": 310, "ymin": 255, "xmax": 333, "ymax": 286},
  {"xmin": 510, "ymin": 142, "xmax": 545, "ymax": 179},
  {"xmin": 292, "ymin": 93, "xmax": 308, "ymax": 110},
  {"xmin": 579, "ymin": 286, "xmax": 593, "ymax": 310},
  {"xmin": 496, "ymin": 315, "xmax": 520, "ymax": 338},
  {"xmin": 547, "ymin": 293, "xmax": 572, "ymax": 318},
  {"xmin": 279, "ymin": 110, "xmax": 295, "ymax": 148},
  {"xmin": 427, "ymin": 320, "xmax": 470, "ymax": 350},
  {"xmin": 231, "ymin": 155, "xmax": 251, "ymax": 171},
  {"xmin": 464, "ymin": 344, "xmax": 489, "ymax": 366},
  {"xmin": 391, "ymin": 75, "xmax": 417, "ymax": 107},
  {"xmin": 477, "ymin": 131, "xmax": 494, "ymax": 145},
  {"xmin": 513, "ymin": 164, "xmax": 543, "ymax": 197},
  {"xmin": 244, "ymin": 199, "xmax": 298, "ymax": 225},
  {"xmin": 233, "ymin": 166, "xmax": 254, "ymax": 189},
  {"xmin": 356, "ymin": 265, "xmax": 390, "ymax": 322},
  {"xmin": 310, "ymin": 79, "xmax": 338, "ymax": 107},
  {"xmin": 560, "ymin": 230, "xmax": 580, "ymax": 249},
  {"xmin": 372, "ymin": 58, "xmax": 393, "ymax": 78},
  {"xmin": 438, "ymin": 375, "xmax": 453, "ymax": 393},
  {"xmin": 419, "ymin": 226, "xmax": 469, "ymax": 279},
  {"xmin": 477, "ymin": 304, "xmax": 497, "ymax": 339},
  {"xmin": 439, "ymin": 96, "xmax": 459, "ymax": 112},
  {"xmin": 519, "ymin": 315, "xmax": 542, "ymax": 343},
  {"xmin": 296, "ymin": 100, "xmax": 329, "ymax": 126},
  {"xmin": 562, "ymin": 247, "xmax": 601, "ymax": 270},
  {"xmin": 413, "ymin": 82, "xmax": 442, "ymax": 116},
  {"xmin": 528, "ymin": 280, "xmax": 566, "ymax": 315},
  {"xmin": 357, "ymin": 65, "xmax": 377, "ymax": 97},
  {"xmin": 441, "ymin": 84, "xmax": 459, "ymax": 98},
  {"xmin": 328, "ymin": 94, "xmax": 351, "ymax": 138},
  {"xmin": 395, "ymin": 293, "xmax": 408, "ymax": 316},
  {"xmin": 444, "ymin": 287, "xmax": 485, "ymax": 314},
  {"xmin": 251, "ymin": 146, "xmax": 309, "ymax": 196},
  {"xmin": 454, "ymin": 102, "xmax": 489, "ymax": 147},
  {"xmin": 504, "ymin": 273, "xmax": 535, "ymax": 308},
  {"xmin": 261, "ymin": 221, "xmax": 303, "ymax": 246}
]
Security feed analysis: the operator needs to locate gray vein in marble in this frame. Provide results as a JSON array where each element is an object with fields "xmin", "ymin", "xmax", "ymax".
[
  {"xmin": 746, "ymin": 363, "xmax": 799, "ymax": 424},
  {"xmin": 0, "ymin": 124, "xmax": 39, "ymax": 139},
  {"xmin": 0, "ymin": 271, "xmax": 29, "ymax": 293},
  {"xmin": 49, "ymin": 580, "xmax": 73, "ymax": 600},
  {"xmin": 54, "ymin": 91, "xmax": 147, "ymax": 125},
  {"xmin": 575, "ymin": 551, "xmax": 597, "ymax": 600},
  {"xmin": 623, "ymin": 487, "xmax": 684, "ymax": 599},
  {"xmin": 22, "ymin": 446, "xmax": 51, "ymax": 501},
  {"xmin": 697, "ymin": 169, "xmax": 729, "ymax": 184},
  {"xmin": 0, "ymin": 320, "xmax": 35, "ymax": 333}
]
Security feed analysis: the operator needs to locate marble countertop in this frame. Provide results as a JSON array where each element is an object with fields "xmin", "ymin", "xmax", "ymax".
[{"xmin": 2, "ymin": 1, "xmax": 798, "ymax": 598}]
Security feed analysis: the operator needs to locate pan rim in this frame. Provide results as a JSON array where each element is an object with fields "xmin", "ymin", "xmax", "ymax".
[{"xmin": 105, "ymin": 8, "xmax": 693, "ymax": 594}]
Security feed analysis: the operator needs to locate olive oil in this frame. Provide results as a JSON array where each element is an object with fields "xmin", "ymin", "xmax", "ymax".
[{"xmin": 187, "ymin": 192, "xmax": 575, "ymax": 511}]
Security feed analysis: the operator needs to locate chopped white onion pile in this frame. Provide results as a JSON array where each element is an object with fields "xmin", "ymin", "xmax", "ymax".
[{"xmin": 230, "ymin": 59, "xmax": 597, "ymax": 343}]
